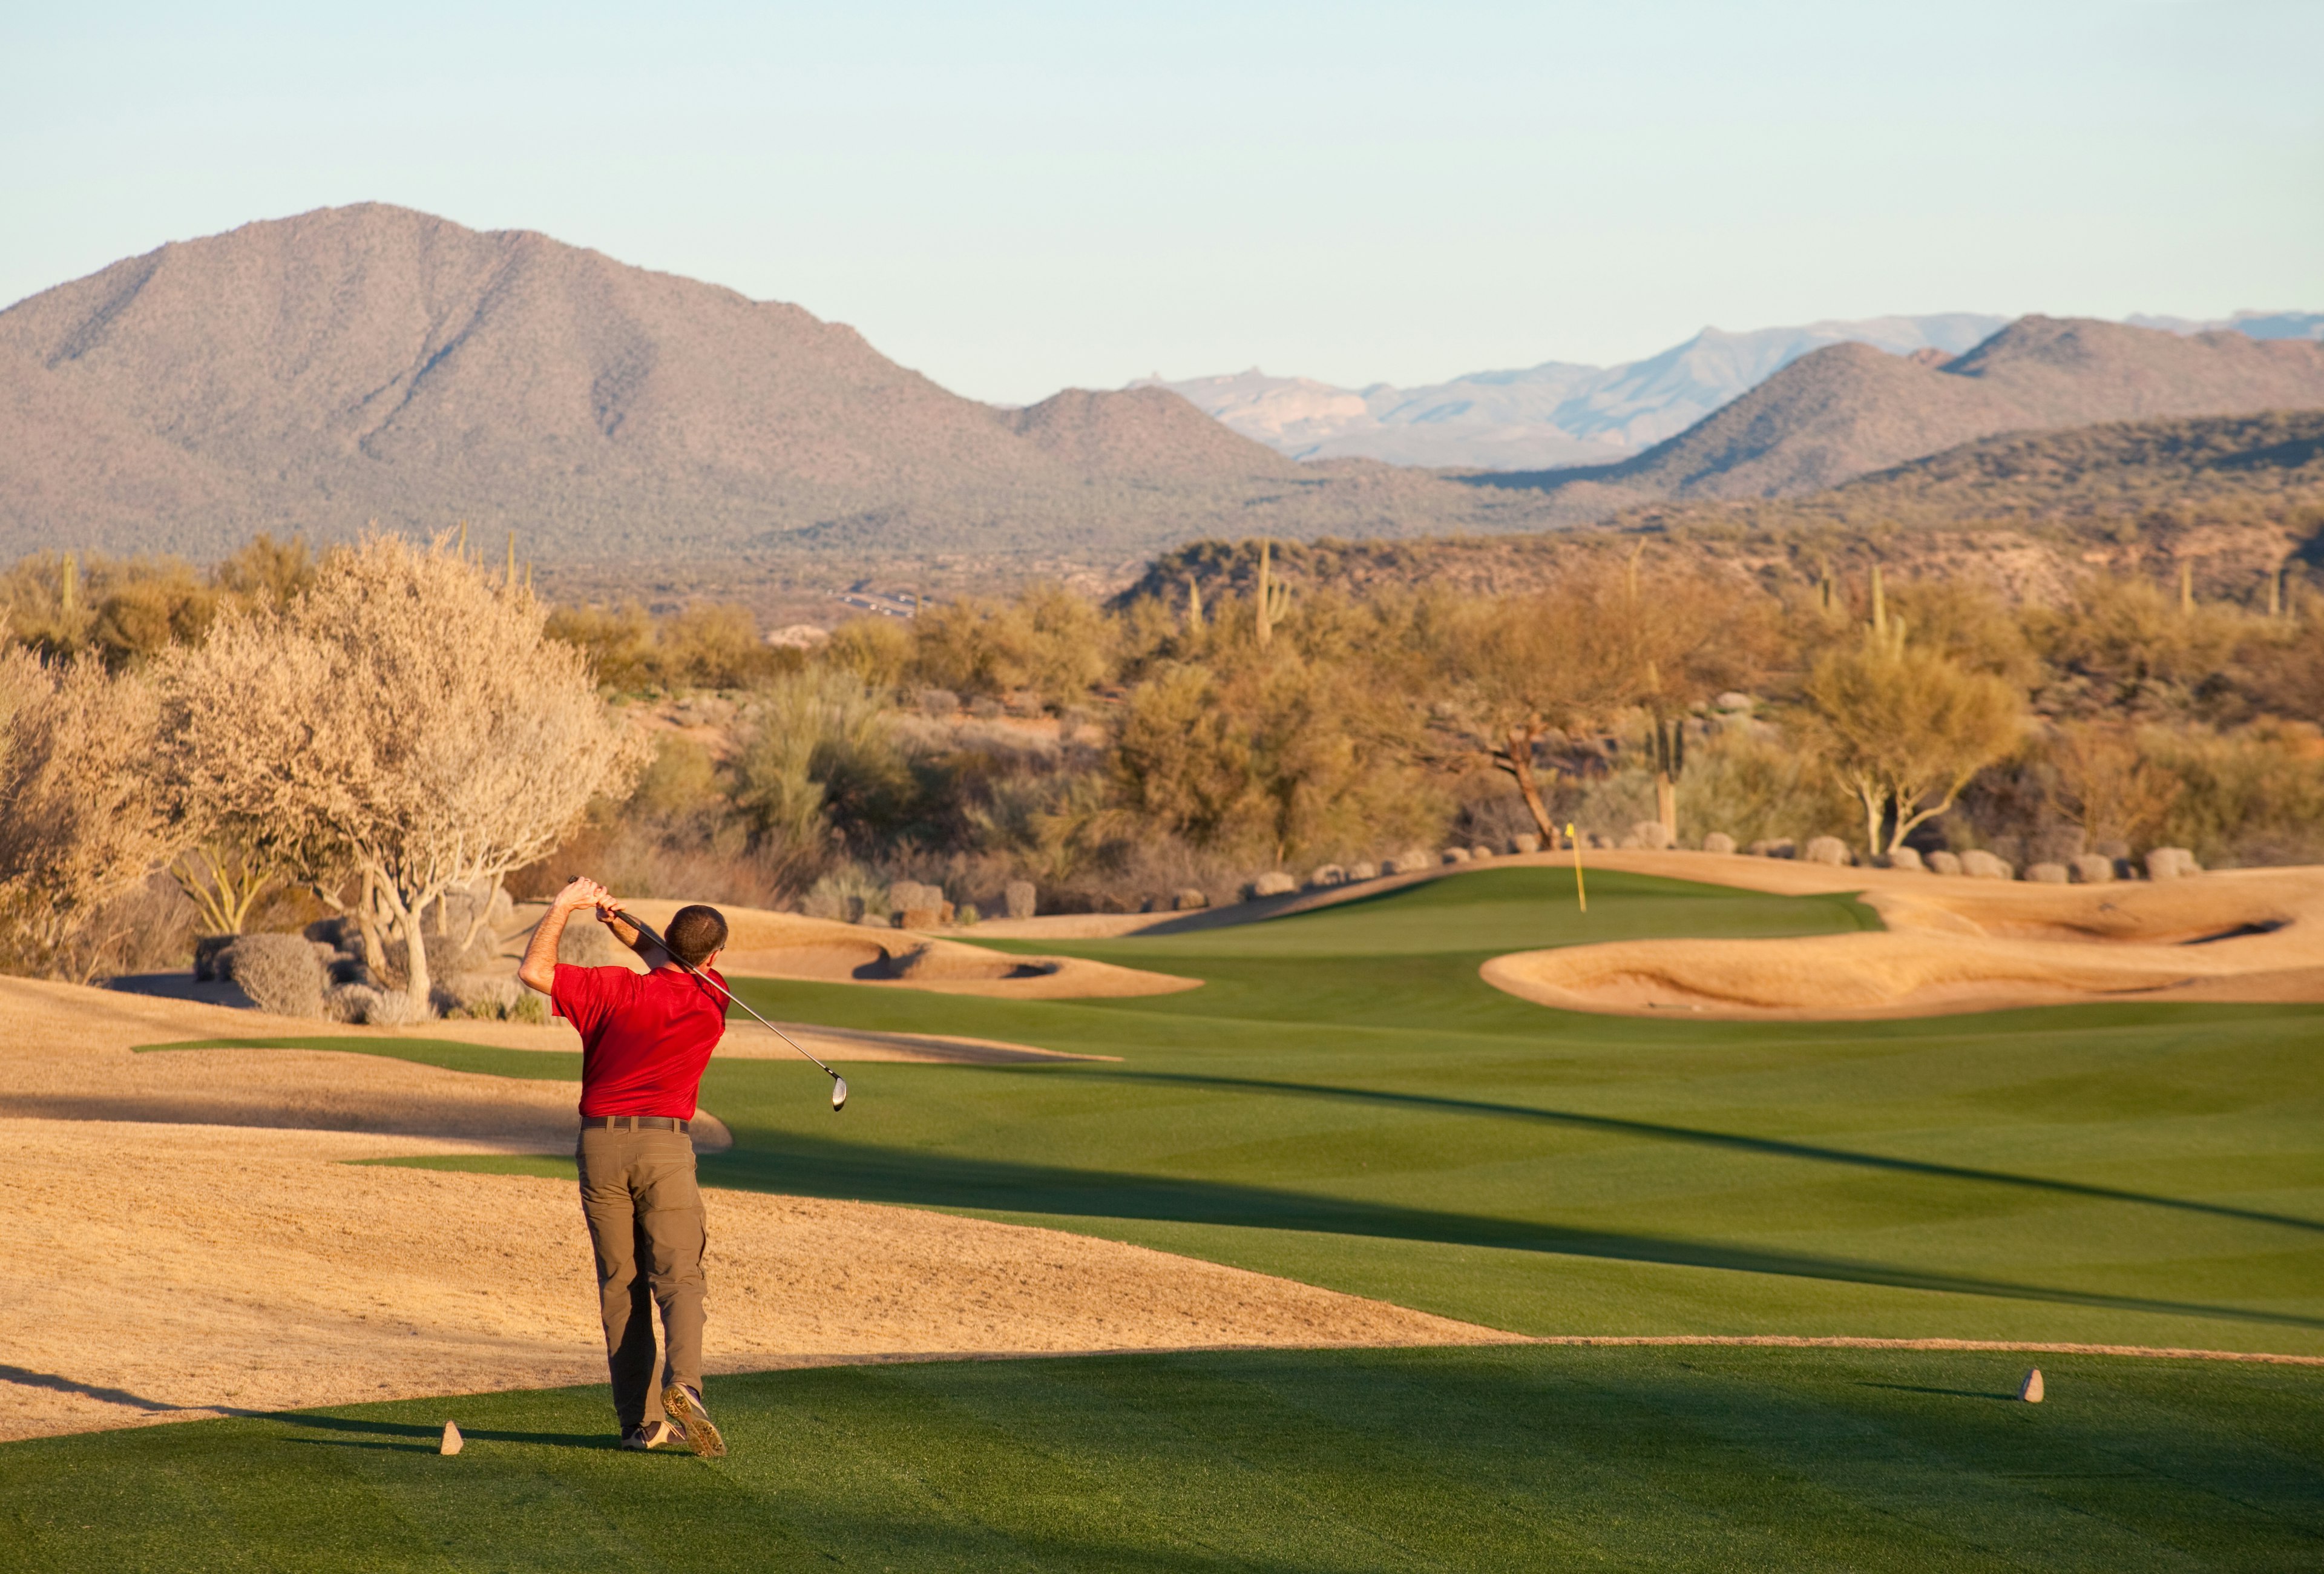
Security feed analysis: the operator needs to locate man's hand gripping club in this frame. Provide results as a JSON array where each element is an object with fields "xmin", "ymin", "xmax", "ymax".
[{"xmin": 517, "ymin": 877, "xmax": 663, "ymax": 995}]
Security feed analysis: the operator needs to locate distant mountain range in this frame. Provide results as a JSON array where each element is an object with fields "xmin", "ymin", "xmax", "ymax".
[
  {"xmin": 1494, "ymin": 316, "xmax": 2324, "ymax": 516},
  {"xmin": 1150, "ymin": 312, "xmax": 2324, "ymax": 472},
  {"xmin": 2, "ymin": 204, "xmax": 2320, "ymax": 567}
]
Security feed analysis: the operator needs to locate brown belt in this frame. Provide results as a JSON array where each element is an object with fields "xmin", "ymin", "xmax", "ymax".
[{"xmin": 580, "ymin": 1115, "xmax": 691, "ymax": 1132}]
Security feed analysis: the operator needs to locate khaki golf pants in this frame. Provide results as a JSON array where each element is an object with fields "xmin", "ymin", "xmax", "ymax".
[{"xmin": 576, "ymin": 1125, "xmax": 706, "ymax": 1431}]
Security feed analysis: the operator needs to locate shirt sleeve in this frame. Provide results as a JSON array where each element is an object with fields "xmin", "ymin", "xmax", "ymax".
[{"xmin": 551, "ymin": 963, "xmax": 616, "ymax": 1035}]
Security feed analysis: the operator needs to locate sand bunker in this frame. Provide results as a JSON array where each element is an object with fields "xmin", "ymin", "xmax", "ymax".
[
  {"xmin": 612, "ymin": 900, "xmax": 1198, "ymax": 1000},
  {"xmin": 1480, "ymin": 854, "xmax": 2324, "ymax": 1019},
  {"xmin": 0, "ymin": 978, "xmax": 1502, "ymax": 1442}
]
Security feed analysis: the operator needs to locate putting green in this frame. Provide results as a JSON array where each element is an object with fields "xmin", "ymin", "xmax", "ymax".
[{"xmin": 7, "ymin": 1347, "xmax": 2319, "ymax": 1570}]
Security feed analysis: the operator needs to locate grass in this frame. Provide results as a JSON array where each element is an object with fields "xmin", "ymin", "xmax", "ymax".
[
  {"xmin": 8, "ymin": 1346, "xmax": 2321, "ymax": 1572},
  {"xmin": 67, "ymin": 863, "xmax": 2324, "ymax": 1567}
]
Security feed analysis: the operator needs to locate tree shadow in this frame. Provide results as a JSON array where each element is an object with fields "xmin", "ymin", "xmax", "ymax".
[
  {"xmin": 1068, "ymin": 1069, "xmax": 2324, "ymax": 1237},
  {"xmin": 700, "ymin": 1134, "xmax": 2324, "ymax": 1331}
]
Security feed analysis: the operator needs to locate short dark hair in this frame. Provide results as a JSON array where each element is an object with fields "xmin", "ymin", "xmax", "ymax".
[{"xmin": 665, "ymin": 904, "xmax": 728, "ymax": 968}]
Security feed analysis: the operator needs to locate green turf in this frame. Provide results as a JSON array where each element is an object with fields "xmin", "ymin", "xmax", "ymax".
[
  {"xmin": 68, "ymin": 865, "xmax": 2324, "ymax": 1564},
  {"xmin": 8, "ymin": 1347, "xmax": 2319, "ymax": 1571},
  {"xmin": 151, "ymin": 867, "xmax": 2324, "ymax": 1352}
]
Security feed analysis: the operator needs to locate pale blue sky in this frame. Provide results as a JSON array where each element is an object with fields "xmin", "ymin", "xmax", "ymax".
[{"xmin": 3, "ymin": 1, "xmax": 2317, "ymax": 404}]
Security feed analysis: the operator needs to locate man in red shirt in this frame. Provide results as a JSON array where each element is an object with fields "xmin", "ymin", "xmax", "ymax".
[{"xmin": 518, "ymin": 876, "xmax": 730, "ymax": 1458}]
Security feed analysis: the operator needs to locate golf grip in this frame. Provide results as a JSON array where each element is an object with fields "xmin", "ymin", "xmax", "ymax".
[{"xmin": 609, "ymin": 908, "xmax": 845, "ymax": 1083}]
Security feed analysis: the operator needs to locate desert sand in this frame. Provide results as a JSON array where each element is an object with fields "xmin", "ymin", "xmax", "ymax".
[
  {"xmin": 611, "ymin": 900, "xmax": 1199, "ymax": 1000},
  {"xmin": 0, "ymin": 977, "xmax": 1504, "ymax": 1443},
  {"xmin": 1477, "ymin": 852, "xmax": 2324, "ymax": 1018}
]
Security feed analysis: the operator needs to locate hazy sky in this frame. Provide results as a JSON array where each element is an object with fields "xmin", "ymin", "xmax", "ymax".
[{"xmin": 3, "ymin": 1, "xmax": 2317, "ymax": 404}]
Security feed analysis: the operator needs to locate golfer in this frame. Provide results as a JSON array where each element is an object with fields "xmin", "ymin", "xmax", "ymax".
[{"xmin": 518, "ymin": 877, "xmax": 730, "ymax": 1457}]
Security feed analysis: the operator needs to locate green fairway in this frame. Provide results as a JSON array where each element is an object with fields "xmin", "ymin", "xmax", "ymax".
[
  {"xmin": 71, "ymin": 865, "xmax": 2324, "ymax": 1565},
  {"xmin": 8, "ymin": 1346, "xmax": 2320, "ymax": 1572},
  {"xmin": 147, "ymin": 866, "xmax": 2324, "ymax": 1351}
]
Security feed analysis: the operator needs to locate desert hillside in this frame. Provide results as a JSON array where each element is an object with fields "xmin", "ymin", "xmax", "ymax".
[
  {"xmin": 0, "ymin": 205, "xmax": 1567, "ymax": 562},
  {"xmin": 1494, "ymin": 317, "xmax": 2324, "ymax": 507}
]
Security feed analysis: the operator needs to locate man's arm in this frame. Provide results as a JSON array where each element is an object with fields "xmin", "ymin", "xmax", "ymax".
[{"xmin": 517, "ymin": 877, "xmax": 609, "ymax": 995}]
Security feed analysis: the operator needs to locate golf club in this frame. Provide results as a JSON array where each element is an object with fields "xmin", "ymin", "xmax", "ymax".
[{"xmin": 611, "ymin": 906, "xmax": 849, "ymax": 1111}]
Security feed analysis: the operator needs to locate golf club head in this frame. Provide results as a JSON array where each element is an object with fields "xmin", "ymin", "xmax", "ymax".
[{"xmin": 831, "ymin": 1075, "xmax": 849, "ymax": 1112}]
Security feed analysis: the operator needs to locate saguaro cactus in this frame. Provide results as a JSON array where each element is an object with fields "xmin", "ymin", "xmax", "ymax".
[{"xmin": 1255, "ymin": 539, "xmax": 1290, "ymax": 648}]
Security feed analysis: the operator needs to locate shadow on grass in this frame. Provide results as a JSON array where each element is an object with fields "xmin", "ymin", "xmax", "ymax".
[
  {"xmin": 1070, "ymin": 1069, "xmax": 2324, "ymax": 1236},
  {"xmin": 1859, "ymin": 1382, "xmax": 2023, "ymax": 1402},
  {"xmin": 701, "ymin": 1134, "xmax": 2324, "ymax": 1331},
  {"xmin": 268, "ymin": 1412, "xmax": 617, "ymax": 1451}
]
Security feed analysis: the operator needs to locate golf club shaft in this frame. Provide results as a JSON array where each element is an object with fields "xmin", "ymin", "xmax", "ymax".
[{"xmin": 618, "ymin": 911, "xmax": 843, "ymax": 1082}]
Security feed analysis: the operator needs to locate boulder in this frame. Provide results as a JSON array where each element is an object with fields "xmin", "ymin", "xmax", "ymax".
[
  {"xmin": 2019, "ymin": 1369, "xmax": 2044, "ymax": 1404},
  {"xmin": 1632, "ymin": 821, "xmax": 1676, "ymax": 851},
  {"xmin": 1960, "ymin": 849, "xmax": 2014, "ymax": 881},
  {"xmin": 223, "ymin": 933, "xmax": 327, "ymax": 1019},
  {"xmin": 1469, "ymin": 845, "xmax": 1495, "ymax": 861},
  {"xmin": 1804, "ymin": 836, "xmax": 1851, "ymax": 867},
  {"xmin": 2147, "ymin": 846, "xmax": 2200, "ymax": 881},
  {"xmin": 1307, "ymin": 865, "xmax": 1346, "ymax": 888},
  {"xmin": 1347, "ymin": 861, "xmax": 1380, "ymax": 882},
  {"xmin": 1745, "ymin": 838, "xmax": 1796, "ymax": 860},
  {"xmin": 1511, "ymin": 834, "xmax": 1541, "ymax": 855},
  {"xmin": 2069, "ymin": 854, "xmax": 2116, "ymax": 885},
  {"xmin": 1882, "ymin": 846, "xmax": 1925, "ymax": 872},
  {"xmin": 2027, "ymin": 861, "xmax": 2070, "ymax": 884},
  {"xmin": 1173, "ymin": 888, "xmax": 1209, "ymax": 911},
  {"xmin": 1702, "ymin": 832, "xmax": 1737, "ymax": 857},
  {"xmin": 1927, "ymin": 850, "xmax": 1963, "ymax": 876},
  {"xmin": 896, "ymin": 906, "xmax": 942, "ymax": 930},
  {"xmin": 1440, "ymin": 848, "xmax": 1471, "ymax": 864},
  {"xmin": 1250, "ymin": 871, "xmax": 1298, "ymax": 898},
  {"xmin": 1004, "ymin": 880, "xmax": 1037, "ymax": 920},
  {"xmin": 1714, "ymin": 691, "xmax": 1754, "ymax": 713}
]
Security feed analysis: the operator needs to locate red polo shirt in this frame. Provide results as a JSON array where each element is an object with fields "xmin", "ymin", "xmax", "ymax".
[{"xmin": 552, "ymin": 963, "xmax": 728, "ymax": 1119}]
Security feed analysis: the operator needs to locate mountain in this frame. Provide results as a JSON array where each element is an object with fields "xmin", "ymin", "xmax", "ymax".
[
  {"xmin": 1146, "ymin": 315, "xmax": 2012, "ymax": 470},
  {"xmin": 0, "ymin": 205, "xmax": 1565, "ymax": 564},
  {"xmin": 1123, "ymin": 410, "xmax": 2324, "ymax": 613},
  {"xmin": 2125, "ymin": 309, "xmax": 2324, "ymax": 343},
  {"xmin": 1497, "ymin": 316, "xmax": 2324, "ymax": 505},
  {"xmin": 1151, "ymin": 311, "xmax": 2323, "ymax": 472}
]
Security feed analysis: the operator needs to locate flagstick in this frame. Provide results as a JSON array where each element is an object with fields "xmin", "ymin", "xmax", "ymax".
[{"xmin": 1568, "ymin": 822, "xmax": 1587, "ymax": 914}]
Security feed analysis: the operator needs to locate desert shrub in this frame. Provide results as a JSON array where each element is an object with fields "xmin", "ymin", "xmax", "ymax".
[
  {"xmin": 1680, "ymin": 720, "xmax": 1857, "ymax": 849},
  {"xmin": 0, "ymin": 649, "xmax": 173, "ymax": 978},
  {"xmin": 732, "ymin": 668, "xmax": 917, "ymax": 852},
  {"xmin": 2145, "ymin": 722, "xmax": 2324, "ymax": 867},
  {"xmin": 225, "ymin": 932, "xmax": 326, "ymax": 1018},
  {"xmin": 2026, "ymin": 576, "xmax": 2247, "ymax": 718},
  {"xmin": 547, "ymin": 604, "xmax": 657, "ymax": 689},
  {"xmin": 819, "ymin": 616, "xmax": 914, "ymax": 690},
  {"xmin": 801, "ymin": 864, "xmax": 890, "ymax": 922}
]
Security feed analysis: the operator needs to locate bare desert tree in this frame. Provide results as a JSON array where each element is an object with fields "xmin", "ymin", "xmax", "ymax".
[
  {"xmin": 158, "ymin": 536, "xmax": 646, "ymax": 1016},
  {"xmin": 1798, "ymin": 621, "xmax": 2024, "ymax": 857},
  {"xmin": 0, "ymin": 647, "xmax": 173, "ymax": 976}
]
